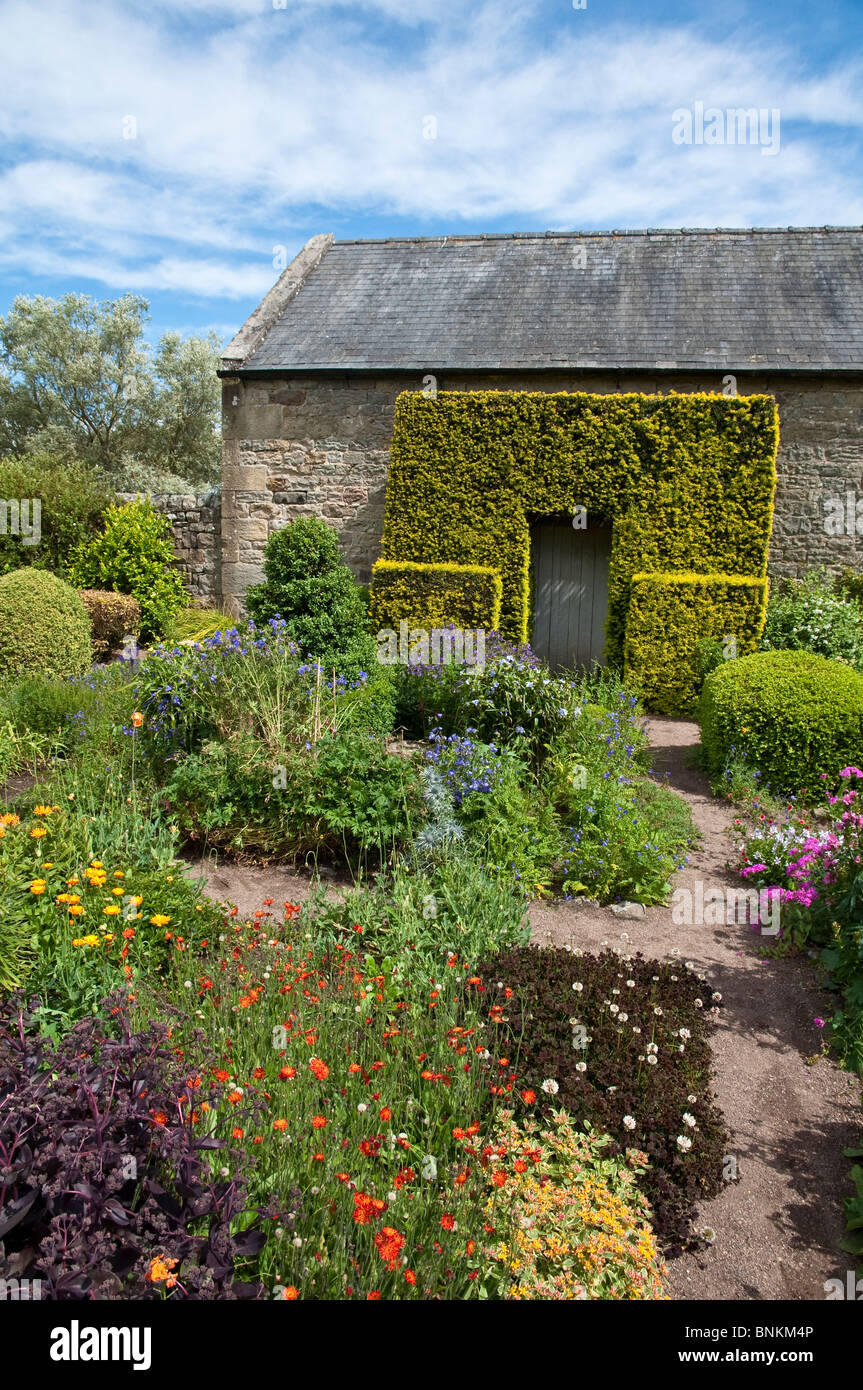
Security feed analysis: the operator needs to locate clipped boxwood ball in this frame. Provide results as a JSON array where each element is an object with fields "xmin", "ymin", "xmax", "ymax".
[
  {"xmin": 699, "ymin": 649, "xmax": 863, "ymax": 795},
  {"xmin": 0, "ymin": 568, "xmax": 92, "ymax": 680}
]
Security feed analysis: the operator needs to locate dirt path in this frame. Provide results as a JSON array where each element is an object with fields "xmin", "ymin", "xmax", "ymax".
[
  {"xmin": 190, "ymin": 718, "xmax": 862, "ymax": 1302},
  {"xmin": 531, "ymin": 718, "xmax": 862, "ymax": 1301}
]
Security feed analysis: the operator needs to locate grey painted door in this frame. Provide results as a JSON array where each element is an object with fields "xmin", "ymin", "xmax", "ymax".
[{"xmin": 531, "ymin": 523, "xmax": 611, "ymax": 671}]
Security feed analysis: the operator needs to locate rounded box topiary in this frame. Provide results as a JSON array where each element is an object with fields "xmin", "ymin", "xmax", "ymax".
[
  {"xmin": 0, "ymin": 568, "xmax": 92, "ymax": 680},
  {"xmin": 699, "ymin": 649, "xmax": 863, "ymax": 795}
]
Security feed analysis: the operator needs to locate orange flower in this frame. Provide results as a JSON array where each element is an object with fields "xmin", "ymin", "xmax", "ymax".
[
  {"xmin": 404, "ymin": 1269, "xmax": 417, "ymax": 1286},
  {"xmin": 353, "ymin": 1192, "xmax": 386, "ymax": 1225},
  {"xmin": 373, "ymin": 1226, "xmax": 405, "ymax": 1269},
  {"xmin": 309, "ymin": 1057, "xmax": 329, "ymax": 1081},
  {"xmin": 311, "ymin": 1114, "xmax": 327, "ymax": 1129},
  {"xmin": 281, "ymin": 1285, "xmax": 299, "ymax": 1300},
  {"xmin": 232, "ymin": 1127, "xmax": 244, "ymax": 1139},
  {"xmin": 441, "ymin": 1213, "xmax": 455, "ymax": 1231},
  {"xmin": 122, "ymin": 927, "xmax": 136, "ymax": 939},
  {"xmin": 279, "ymin": 1066, "xmax": 296, "ymax": 1079},
  {"xmin": 520, "ymin": 1089, "xmax": 536, "ymax": 1104},
  {"xmin": 30, "ymin": 826, "xmax": 47, "ymax": 838},
  {"xmin": 146, "ymin": 1255, "xmax": 178, "ymax": 1287},
  {"xmin": 367, "ymin": 1291, "xmax": 381, "ymax": 1300},
  {"xmin": 273, "ymin": 1119, "xmax": 289, "ymax": 1131},
  {"xmin": 379, "ymin": 1106, "xmax": 392, "ymax": 1122},
  {"xmin": 491, "ymin": 1170, "xmax": 507, "ymax": 1188},
  {"xmin": 131, "ymin": 712, "xmax": 144, "ymax": 728},
  {"xmin": 466, "ymin": 1240, "xmax": 475, "ymax": 1256}
]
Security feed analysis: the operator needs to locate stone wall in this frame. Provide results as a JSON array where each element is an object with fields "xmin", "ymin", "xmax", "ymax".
[
  {"xmin": 219, "ymin": 371, "xmax": 863, "ymax": 613},
  {"xmin": 116, "ymin": 490, "xmax": 221, "ymax": 604}
]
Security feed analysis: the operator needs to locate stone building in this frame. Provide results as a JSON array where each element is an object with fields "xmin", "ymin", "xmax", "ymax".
[{"xmin": 219, "ymin": 228, "xmax": 863, "ymax": 617}]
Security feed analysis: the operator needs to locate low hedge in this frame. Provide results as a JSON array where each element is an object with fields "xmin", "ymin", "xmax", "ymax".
[
  {"xmin": 370, "ymin": 560, "xmax": 502, "ymax": 633},
  {"xmin": 624, "ymin": 572, "xmax": 768, "ymax": 714},
  {"xmin": 699, "ymin": 649, "xmax": 863, "ymax": 795},
  {"xmin": 78, "ymin": 589, "xmax": 141, "ymax": 660}
]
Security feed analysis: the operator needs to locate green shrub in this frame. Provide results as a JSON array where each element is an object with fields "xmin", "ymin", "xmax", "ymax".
[
  {"xmin": 0, "ymin": 568, "xmax": 91, "ymax": 680},
  {"xmin": 0, "ymin": 453, "xmax": 112, "ymax": 577},
  {"xmin": 623, "ymin": 572, "xmax": 768, "ymax": 715},
  {"xmin": 166, "ymin": 606, "xmax": 238, "ymax": 645},
  {"xmin": 245, "ymin": 519, "xmax": 376, "ymax": 680},
  {"xmin": 835, "ymin": 566, "xmax": 863, "ymax": 606},
  {"xmin": 69, "ymin": 498, "xmax": 187, "ymax": 643},
  {"xmin": 760, "ymin": 568, "xmax": 863, "ymax": 669},
  {"xmin": 381, "ymin": 390, "xmax": 778, "ymax": 679},
  {"xmin": 370, "ymin": 560, "xmax": 503, "ymax": 632},
  {"xmin": 700, "ymin": 649, "xmax": 863, "ymax": 795},
  {"xmin": 77, "ymin": 589, "xmax": 141, "ymax": 659}
]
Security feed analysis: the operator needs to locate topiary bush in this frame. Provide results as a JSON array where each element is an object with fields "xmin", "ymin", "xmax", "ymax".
[
  {"xmin": 245, "ymin": 518, "xmax": 376, "ymax": 679},
  {"xmin": 69, "ymin": 497, "xmax": 187, "ymax": 643},
  {"xmin": 0, "ymin": 568, "xmax": 92, "ymax": 680},
  {"xmin": 700, "ymin": 649, "xmax": 863, "ymax": 796},
  {"xmin": 77, "ymin": 589, "xmax": 141, "ymax": 659}
]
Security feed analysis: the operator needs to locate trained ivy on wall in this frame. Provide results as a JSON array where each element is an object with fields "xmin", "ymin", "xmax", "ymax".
[{"xmin": 374, "ymin": 390, "xmax": 778, "ymax": 709}]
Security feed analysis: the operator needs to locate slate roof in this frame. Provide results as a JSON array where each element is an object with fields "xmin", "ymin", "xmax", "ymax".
[{"xmin": 230, "ymin": 228, "xmax": 863, "ymax": 374}]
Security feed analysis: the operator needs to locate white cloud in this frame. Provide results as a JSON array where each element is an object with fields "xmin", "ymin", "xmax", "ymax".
[{"xmin": 0, "ymin": 0, "xmax": 860, "ymax": 302}]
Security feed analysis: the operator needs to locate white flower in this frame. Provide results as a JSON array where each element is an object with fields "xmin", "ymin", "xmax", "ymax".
[
  {"xmin": 679, "ymin": 1028, "xmax": 691, "ymax": 1040},
  {"xmin": 632, "ymin": 1026, "xmax": 642, "ymax": 1035},
  {"xmin": 293, "ymin": 1236, "xmax": 303, "ymax": 1248},
  {"xmin": 712, "ymin": 992, "xmax": 722, "ymax": 1002},
  {"xmin": 575, "ymin": 1061, "xmax": 587, "ymax": 1073},
  {"xmin": 619, "ymin": 1012, "xmax": 628, "ymax": 1023},
  {"xmin": 676, "ymin": 1135, "xmax": 693, "ymax": 1152},
  {"xmin": 623, "ymin": 1115, "xmax": 636, "ymax": 1130},
  {"xmin": 357, "ymin": 1103, "xmax": 367, "ymax": 1113},
  {"xmin": 694, "ymin": 998, "xmax": 704, "ymax": 1008},
  {"xmin": 387, "ymin": 1191, "xmax": 398, "ymax": 1202},
  {"xmin": 646, "ymin": 1054, "xmax": 658, "ymax": 1065},
  {"xmin": 572, "ymin": 982, "xmax": 584, "ymax": 992},
  {"xmin": 183, "ymin": 980, "xmax": 192, "ymax": 989},
  {"xmin": 626, "ymin": 980, "xmax": 636, "ymax": 988},
  {"xmin": 654, "ymin": 1006, "xmax": 663, "ymax": 1016},
  {"xmin": 687, "ymin": 1094, "xmax": 697, "ymax": 1104},
  {"xmin": 683, "ymin": 1112, "xmax": 697, "ymax": 1128},
  {"xmin": 609, "ymin": 1004, "xmax": 619, "ymax": 1015},
  {"xmin": 646, "ymin": 1042, "xmax": 658, "ymax": 1054},
  {"xmin": 541, "ymin": 1078, "xmax": 559, "ymax": 1095}
]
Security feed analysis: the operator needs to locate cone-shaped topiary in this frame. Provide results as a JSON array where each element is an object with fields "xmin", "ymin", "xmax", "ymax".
[
  {"xmin": 0, "ymin": 568, "xmax": 92, "ymax": 680},
  {"xmin": 245, "ymin": 518, "xmax": 376, "ymax": 679}
]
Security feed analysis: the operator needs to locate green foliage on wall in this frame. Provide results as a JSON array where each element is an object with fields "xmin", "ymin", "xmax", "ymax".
[
  {"xmin": 377, "ymin": 390, "xmax": 778, "ymax": 689},
  {"xmin": 369, "ymin": 560, "xmax": 502, "ymax": 631},
  {"xmin": 624, "ymin": 572, "xmax": 769, "ymax": 715}
]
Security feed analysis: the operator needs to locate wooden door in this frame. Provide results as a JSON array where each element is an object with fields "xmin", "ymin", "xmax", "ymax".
[{"xmin": 530, "ymin": 522, "xmax": 611, "ymax": 671}]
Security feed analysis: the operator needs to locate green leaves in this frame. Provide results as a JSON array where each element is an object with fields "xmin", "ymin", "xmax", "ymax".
[{"xmin": 69, "ymin": 498, "xmax": 187, "ymax": 642}]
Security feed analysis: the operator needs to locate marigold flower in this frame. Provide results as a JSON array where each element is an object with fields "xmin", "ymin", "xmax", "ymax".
[
  {"xmin": 310, "ymin": 1057, "xmax": 329, "ymax": 1081},
  {"xmin": 103, "ymin": 904, "xmax": 121, "ymax": 916},
  {"xmin": 150, "ymin": 914, "xmax": 171, "ymax": 927},
  {"xmin": 311, "ymin": 1114, "xmax": 327, "ymax": 1129},
  {"xmin": 146, "ymin": 1255, "xmax": 178, "ymax": 1286},
  {"xmin": 30, "ymin": 826, "xmax": 47, "ymax": 838},
  {"xmin": 131, "ymin": 712, "xmax": 144, "ymax": 728},
  {"xmin": 281, "ymin": 1285, "xmax": 299, "ymax": 1299},
  {"xmin": 29, "ymin": 879, "xmax": 46, "ymax": 894}
]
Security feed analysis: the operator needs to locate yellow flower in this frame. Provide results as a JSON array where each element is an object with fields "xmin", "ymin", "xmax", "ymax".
[
  {"xmin": 67, "ymin": 876, "xmax": 79, "ymax": 887},
  {"xmin": 113, "ymin": 871, "xmax": 125, "ymax": 879},
  {"xmin": 29, "ymin": 880, "xmax": 46, "ymax": 895},
  {"xmin": 103, "ymin": 934, "xmax": 115, "ymax": 945},
  {"xmin": 69, "ymin": 905, "xmax": 85, "ymax": 917},
  {"xmin": 30, "ymin": 826, "xmax": 47, "ymax": 838},
  {"xmin": 1, "ymin": 813, "xmax": 20, "ymax": 826},
  {"xmin": 33, "ymin": 805, "xmax": 54, "ymax": 816},
  {"xmin": 112, "ymin": 886, "xmax": 124, "ymax": 896},
  {"xmin": 150, "ymin": 914, "xmax": 171, "ymax": 927},
  {"xmin": 91, "ymin": 860, "xmax": 103, "ymax": 869},
  {"xmin": 72, "ymin": 935, "xmax": 99, "ymax": 948},
  {"xmin": 103, "ymin": 904, "xmax": 121, "ymax": 916},
  {"xmin": 55, "ymin": 893, "xmax": 71, "ymax": 904}
]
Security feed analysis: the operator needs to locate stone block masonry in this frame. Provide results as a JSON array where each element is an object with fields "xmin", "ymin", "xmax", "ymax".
[
  {"xmin": 219, "ymin": 371, "xmax": 863, "ymax": 616},
  {"xmin": 116, "ymin": 490, "xmax": 221, "ymax": 605}
]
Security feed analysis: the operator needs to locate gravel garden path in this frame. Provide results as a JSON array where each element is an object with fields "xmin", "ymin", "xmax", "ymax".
[
  {"xmin": 192, "ymin": 717, "xmax": 862, "ymax": 1302},
  {"xmin": 531, "ymin": 718, "xmax": 862, "ymax": 1302}
]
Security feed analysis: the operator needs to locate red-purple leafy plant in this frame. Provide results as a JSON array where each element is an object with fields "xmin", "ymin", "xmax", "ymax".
[{"xmin": 0, "ymin": 995, "xmax": 283, "ymax": 1299}]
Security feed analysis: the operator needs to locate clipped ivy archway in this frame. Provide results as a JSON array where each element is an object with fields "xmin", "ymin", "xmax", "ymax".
[{"xmin": 370, "ymin": 390, "xmax": 778, "ymax": 713}]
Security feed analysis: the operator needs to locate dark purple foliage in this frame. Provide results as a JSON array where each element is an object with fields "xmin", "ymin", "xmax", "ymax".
[
  {"xmin": 0, "ymin": 996, "xmax": 287, "ymax": 1300},
  {"xmin": 474, "ymin": 946, "xmax": 729, "ymax": 1256}
]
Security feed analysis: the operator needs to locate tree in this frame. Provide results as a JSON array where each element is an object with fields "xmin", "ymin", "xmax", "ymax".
[{"xmin": 0, "ymin": 293, "xmax": 221, "ymax": 485}]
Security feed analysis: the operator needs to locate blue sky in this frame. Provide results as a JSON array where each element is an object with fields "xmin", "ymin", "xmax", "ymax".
[{"xmin": 0, "ymin": 0, "xmax": 861, "ymax": 348}]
